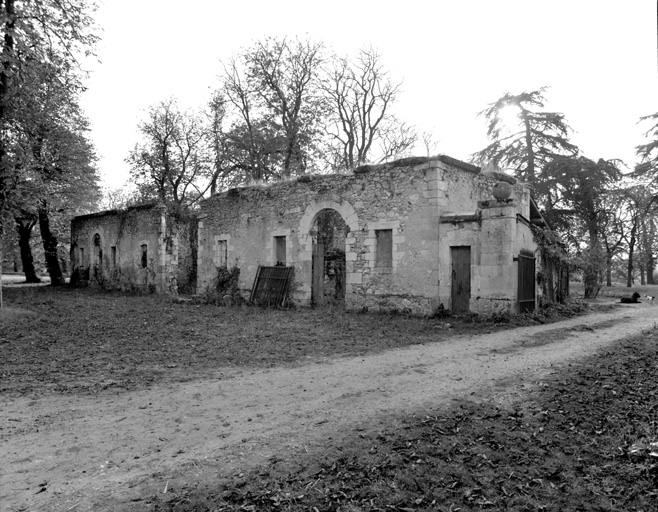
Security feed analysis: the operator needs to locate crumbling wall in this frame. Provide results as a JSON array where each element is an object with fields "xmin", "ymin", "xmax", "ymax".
[
  {"xmin": 197, "ymin": 156, "xmax": 528, "ymax": 315},
  {"xmin": 70, "ymin": 204, "xmax": 186, "ymax": 294}
]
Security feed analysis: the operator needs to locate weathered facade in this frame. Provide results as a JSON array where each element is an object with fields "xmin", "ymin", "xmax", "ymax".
[
  {"xmin": 70, "ymin": 203, "xmax": 194, "ymax": 294},
  {"xmin": 196, "ymin": 156, "xmax": 543, "ymax": 315},
  {"xmin": 70, "ymin": 155, "xmax": 544, "ymax": 315}
]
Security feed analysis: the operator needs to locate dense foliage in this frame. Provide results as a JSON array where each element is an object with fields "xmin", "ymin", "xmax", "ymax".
[
  {"xmin": 1, "ymin": 0, "xmax": 101, "ymax": 289},
  {"xmin": 473, "ymin": 88, "xmax": 658, "ymax": 297}
]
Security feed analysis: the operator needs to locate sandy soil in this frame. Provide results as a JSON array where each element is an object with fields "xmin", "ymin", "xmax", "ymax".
[{"xmin": 1, "ymin": 301, "xmax": 655, "ymax": 511}]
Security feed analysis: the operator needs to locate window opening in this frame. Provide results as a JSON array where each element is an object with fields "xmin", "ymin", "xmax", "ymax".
[
  {"xmin": 216, "ymin": 240, "xmax": 228, "ymax": 267},
  {"xmin": 141, "ymin": 244, "xmax": 148, "ymax": 268},
  {"xmin": 111, "ymin": 246, "xmax": 117, "ymax": 267},
  {"xmin": 375, "ymin": 229, "xmax": 393, "ymax": 268},
  {"xmin": 274, "ymin": 236, "xmax": 286, "ymax": 266}
]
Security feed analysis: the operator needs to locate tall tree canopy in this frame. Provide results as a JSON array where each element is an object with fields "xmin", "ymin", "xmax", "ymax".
[
  {"xmin": 127, "ymin": 98, "xmax": 211, "ymax": 212},
  {"xmin": 634, "ymin": 112, "xmax": 658, "ymax": 185},
  {"xmin": 1, "ymin": 0, "xmax": 98, "ymax": 207},
  {"xmin": 472, "ymin": 88, "xmax": 578, "ymax": 183},
  {"xmin": 1, "ymin": 0, "xmax": 99, "ymax": 296}
]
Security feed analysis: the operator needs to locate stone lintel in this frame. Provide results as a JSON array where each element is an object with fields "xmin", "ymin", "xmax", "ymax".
[{"xmin": 439, "ymin": 212, "xmax": 480, "ymax": 224}]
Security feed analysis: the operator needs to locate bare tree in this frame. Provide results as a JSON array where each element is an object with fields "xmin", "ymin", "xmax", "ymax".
[
  {"xmin": 205, "ymin": 92, "xmax": 234, "ymax": 193},
  {"xmin": 219, "ymin": 37, "xmax": 326, "ymax": 182},
  {"xmin": 222, "ymin": 57, "xmax": 270, "ymax": 182},
  {"xmin": 420, "ymin": 131, "xmax": 440, "ymax": 157},
  {"xmin": 322, "ymin": 47, "xmax": 416, "ymax": 170},
  {"xmin": 246, "ymin": 37, "xmax": 325, "ymax": 176}
]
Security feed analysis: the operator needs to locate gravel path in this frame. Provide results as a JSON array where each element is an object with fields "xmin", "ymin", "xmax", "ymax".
[{"xmin": 1, "ymin": 302, "xmax": 655, "ymax": 511}]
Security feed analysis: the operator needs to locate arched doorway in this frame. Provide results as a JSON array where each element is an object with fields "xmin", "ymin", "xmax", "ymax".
[{"xmin": 310, "ymin": 209, "xmax": 348, "ymax": 305}]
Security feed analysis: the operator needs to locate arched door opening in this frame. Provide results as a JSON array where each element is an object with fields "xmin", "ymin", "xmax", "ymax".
[{"xmin": 311, "ymin": 209, "xmax": 348, "ymax": 305}]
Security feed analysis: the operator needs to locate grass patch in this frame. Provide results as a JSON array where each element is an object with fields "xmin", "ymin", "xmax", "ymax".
[
  {"xmin": 572, "ymin": 281, "xmax": 658, "ymax": 302},
  {"xmin": 152, "ymin": 328, "xmax": 658, "ymax": 512},
  {"xmin": 1, "ymin": 287, "xmax": 592, "ymax": 397}
]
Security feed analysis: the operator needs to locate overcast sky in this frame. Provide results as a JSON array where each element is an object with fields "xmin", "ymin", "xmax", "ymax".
[{"xmin": 80, "ymin": 0, "xmax": 658, "ymax": 189}]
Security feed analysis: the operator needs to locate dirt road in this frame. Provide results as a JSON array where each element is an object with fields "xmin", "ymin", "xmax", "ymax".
[{"xmin": 2, "ymin": 302, "xmax": 655, "ymax": 511}]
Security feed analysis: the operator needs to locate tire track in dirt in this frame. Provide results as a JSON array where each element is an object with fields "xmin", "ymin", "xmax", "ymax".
[{"xmin": 1, "ymin": 303, "xmax": 655, "ymax": 511}]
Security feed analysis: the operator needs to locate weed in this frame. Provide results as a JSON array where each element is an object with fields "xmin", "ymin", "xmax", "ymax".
[{"xmin": 203, "ymin": 265, "xmax": 243, "ymax": 305}]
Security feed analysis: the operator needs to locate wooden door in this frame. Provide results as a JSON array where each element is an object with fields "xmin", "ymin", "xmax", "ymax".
[
  {"xmin": 517, "ymin": 251, "xmax": 536, "ymax": 313},
  {"xmin": 312, "ymin": 242, "xmax": 325, "ymax": 306},
  {"xmin": 451, "ymin": 246, "xmax": 471, "ymax": 313}
]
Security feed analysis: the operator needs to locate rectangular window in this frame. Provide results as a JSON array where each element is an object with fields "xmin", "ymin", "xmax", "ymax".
[
  {"xmin": 141, "ymin": 244, "xmax": 148, "ymax": 268},
  {"xmin": 79, "ymin": 247, "xmax": 85, "ymax": 267},
  {"xmin": 216, "ymin": 240, "xmax": 228, "ymax": 267},
  {"xmin": 274, "ymin": 236, "xmax": 286, "ymax": 266},
  {"xmin": 111, "ymin": 246, "xmax": 117, "ymax": 267},
  {"xmin": 375, "ymin": 229, "xmax": 393, "ymax": 269}
]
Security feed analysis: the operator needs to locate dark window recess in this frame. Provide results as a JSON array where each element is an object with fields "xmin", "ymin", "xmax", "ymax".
[
  {"xmin": 79, "ymin": 247, "xmax": 85, "ymax": 266},
  {"xmin": 375, "ymin": 229, "xmax": 393, "ymax": 268},
  {"xmin": 274, "ymin": 236, "xmax": 286, "ymax": 266},
  {"xmin": 141, "ymin": 244, "xmax": 148, "ymax": 268},
  {"xmin": 111, "ymin": 246, "xmax": 117, "ymax": 266},
  {"xmin": 93, "ymin": 233, "xmax": 102, "ymax": 266},
  {"xmin": 217, "ymin": 240, "xmax": 228, "ymax": 267}
]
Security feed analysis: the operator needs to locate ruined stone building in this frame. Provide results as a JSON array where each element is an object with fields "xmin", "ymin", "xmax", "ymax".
[
  {"xmin": 71, "ymin": 155, "xmax": 545, "ymax": 315},
  {"xmin": 70, "ymin": 203, "xmax": 195, "ymax": 294}
]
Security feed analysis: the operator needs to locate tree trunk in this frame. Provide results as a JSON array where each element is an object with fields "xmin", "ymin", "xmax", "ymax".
[
  {"xmin": 38, "ymin": 207, "xmax": 65, "ymax": 285},
  {"xmin": 640, "ymin": 265, "xmax": 646, "ymax": 285},
  {"xmin": 522, "ymin": 114, "xmax": 535, "ymax": 182},
  {"xmin": 606, "ymin": 252, "xmax": 612, "ymax": 287},
  {"xmin": 15, "ymin": 218, "xmax": 41, "ymax": 283},
  {"xmin": 627, "ymin": 222, "xmax": 637, "ymax": 288},
  {"xmin": 0, "ymin": 220, "xmax": 4, "ymax": 308},
  {"xmin": 644, "ymin": 218, "xmax": 655, "ymax": 284},
  {"xmin": 647, "ymin": 257, "xmax": 655, "ymax": 285},
  {"xmin": 539, "ymin": 253, "xmax": 555, "ymax": 302}
]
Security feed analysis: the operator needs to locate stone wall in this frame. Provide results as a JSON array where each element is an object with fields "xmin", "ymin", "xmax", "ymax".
[
  {"xmin": 70, "ymin": 204, "xmax": 185, "ymax": 294},
  {"xmin": 439, "ymin": 196, "xmax": 538, "ymax": 314},
  {"xmin": 196, "ymin": 156, "xmax": 538, "ymax": 314},
  {"xmin": 68, "ymin": 156, "xmax": 541, "ymax": 314}
]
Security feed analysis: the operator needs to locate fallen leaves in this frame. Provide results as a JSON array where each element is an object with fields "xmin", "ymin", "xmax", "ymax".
[{"xmin": 150, "ymin": 329, "xmax": 658, "ymax": 511}]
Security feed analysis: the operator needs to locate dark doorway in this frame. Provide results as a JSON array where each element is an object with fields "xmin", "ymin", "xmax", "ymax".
[
  {"xmin": 312, "ymin": 242, "xmax": 325, "ymax": 305},
  {"xmin": 451, "ymin": 246, "xmax": 471, "ymax": 313},
  {"xmin": 311, "ymin": 209, "xmax": 348, "ymax": 305},
  {"xmin": 517, "ymin": 250, "xmax": 536, "ymax": 313}
]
